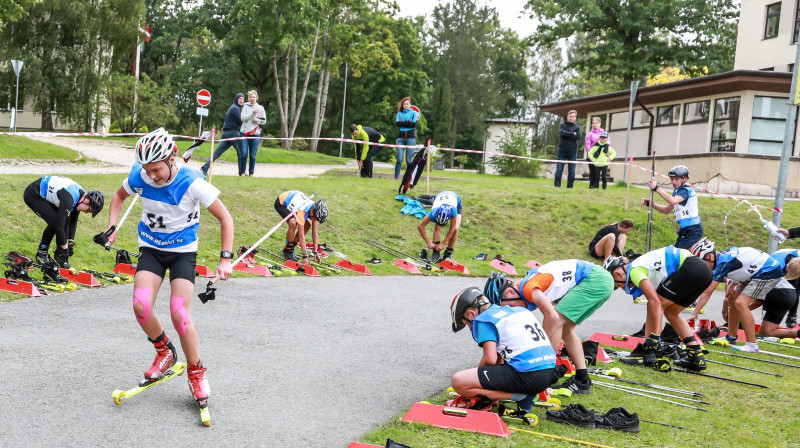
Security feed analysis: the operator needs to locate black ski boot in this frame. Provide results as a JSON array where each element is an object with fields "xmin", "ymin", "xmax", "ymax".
[
  {"xmin": 674, "ymin": 346, "xmax": 708, "ymax": 371},
  {"xmin": 42, "ymin": 260, "xmax": 69, "ymax": 284},
  {"xmin": 419, "ymin": 249, "xmax": 429, "ymax": 261},
  {"xmin": 442, "ymin": 248, "xmax": 454, "ymax": 261},
  {"xmin": 53, "ymin": 247, "xmax": 72, "ymax": 270},
  {"xmin": 642, "ymin": 337, "xmax": 658, "ymax": 366},
  {"xmin": 283, "ymin": 244, "xmax": 298, "ymax": 262},
  {"xmin": 36, "ymin": 249, "xmax": 53, "ymax": 267}
]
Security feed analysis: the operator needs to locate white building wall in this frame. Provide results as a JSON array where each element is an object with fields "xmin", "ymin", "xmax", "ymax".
[{"xmin": 735, "ymin": 0, "xmax": 799, "ymax": 71}]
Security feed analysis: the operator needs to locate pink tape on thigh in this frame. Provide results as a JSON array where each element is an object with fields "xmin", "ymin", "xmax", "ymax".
[
  {"xmin": 133, "ymin": 287, "xmax": 152, "ymax": 326},
  {"xmin": 170, "ymin": 295, "xmax": 189, "ymax": 337}
]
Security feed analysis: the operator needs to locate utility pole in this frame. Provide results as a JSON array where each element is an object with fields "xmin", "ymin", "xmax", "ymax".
[{"xmin": 339, "ymin": 62, "xmax": 348, "ymax": 158}]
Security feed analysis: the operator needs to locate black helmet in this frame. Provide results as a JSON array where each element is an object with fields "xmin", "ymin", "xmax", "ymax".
[
  {"xmin": 86, "ymin": 190, "xmax": 104, "ymax": 217},
  {"xmin": 483, "ymin": 272, "xmax": 517, "ymax": 305},
  {"xmin": 668, "ymin": 165, "xmax": 689, "ymax": 178},
  {"xmin": 603, "ymin": 255, "xmax": 626, "ymax": 273},
  {"xmin": 313, "ymin": 199, "xmax": 328, "ymax": 224},
  {"xmin": 450, "ymin": 287, "xmax": 489, "ymax": 332}
]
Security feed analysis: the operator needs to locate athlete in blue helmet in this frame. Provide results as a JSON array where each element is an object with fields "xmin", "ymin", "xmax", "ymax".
[{"xmin": 417, "ymin": 191, "xmax": 462, "ymax": 262}]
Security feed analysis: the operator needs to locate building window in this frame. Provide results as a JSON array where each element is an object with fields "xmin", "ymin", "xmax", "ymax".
[
  {"xmin": 609, "ymin": 111, "xmax": 629, "ymax": 130},
  {"xmin": 633, "ymin": 108, "xmax": 654, "ymax": 129},
  {"xmin": 710, "ymin": 97, "xmax": 740, "ymax": 152},
  {"xmin": 760, "ymin": 67, "xmax": 775, "ymax": 71},
  {"xmin": 683, "ymin": 101, "xmax": 710, "ymax": 124},
  {"xmin": 794, "ymin": 1, "xmax": 800, "ymax": 43},
  {"xmin": 656, "ymin": 105, "xmax": 681, "ymax": 126},
  {"xmin": 750, "ymin": 96, "xmax": 792, "ymax": 155},
  {"xmin": 766, "ymin": 2, "xmax": 782, "ymax": 39}
]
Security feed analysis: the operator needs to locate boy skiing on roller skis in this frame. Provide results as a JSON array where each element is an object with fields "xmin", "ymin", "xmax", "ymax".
[
  {"xmin": 418, "ymin": 190, "xmax": 462, "ymax": 263},
  {"xmin": 98, "ymin": 128, "xmax": 234, "ymax": 423},
  {"xmin": 690, "ymin": 240, "xmax": 800, "ymax": 352},
  {"xmin": 450, "ymin": 287, "xmax": 558, "ymax": 414},
  {"xmin": 23, "ymin": 175, "xmax": 104, "ymax": 272},
  {"xmin": 274, "ymin": 190, "xmax": 328, "ymax": 265},
  {"xmin": 604, "ymin": 245, "xmax": 713, "ymax": 371},
  {"xmin": 482, "ymin": 259, "xmax": 614, "ymax": 394}
]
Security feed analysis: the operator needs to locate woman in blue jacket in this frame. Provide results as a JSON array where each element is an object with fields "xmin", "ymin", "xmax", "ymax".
[{"xmin": 394, "ymin": 97, "xmax": 419, "ymax": 180}]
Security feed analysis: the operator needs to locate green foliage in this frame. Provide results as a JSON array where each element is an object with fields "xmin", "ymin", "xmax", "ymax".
[
  {"xmin": 488, "ymin": 126, "xmax": 541, "ymax": 178},
  {"xmin": 105, "ymin": 73, "xmax": 177, "ymax": 133},
  {"xmin": 0, "ymin": 0, "xmax": 34, "ymax": 27},
  {"xmin": 0, "ymin": 0, "xmax": 144, "ymax": 130},
  {"xmin": 433, "ymin": 78, "xmax": 455, "ymax": 149},
  {"xmin": 525, "ymin": 0, "xmax": 738, "ymax": 87}
]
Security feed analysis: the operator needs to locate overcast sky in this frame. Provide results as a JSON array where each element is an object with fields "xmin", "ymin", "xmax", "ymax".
[{"xmin": 396, "ymin": 0, "xmax": 533, "ymax": 38}]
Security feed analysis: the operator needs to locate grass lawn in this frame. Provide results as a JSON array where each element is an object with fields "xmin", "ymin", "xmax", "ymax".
[
  {"xmin": 2, "ymin": 169, "xmax": 799, "ymax": 446},
  {"xmin": 0, "ymin": 135, "xmax": 81, "ymax": 160},
  {"xmin": 87, "ymin": 136, "xmax": 349, "ymax": 165}
]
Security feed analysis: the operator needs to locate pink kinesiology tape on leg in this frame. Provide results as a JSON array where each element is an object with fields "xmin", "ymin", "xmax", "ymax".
[
  {"xmin": 133, "ymin": 287, "xmax": 152, "ymax": 326},
  {"xmin": 170, "ymin": 295, "xmax": 189, "ymax": 337}
]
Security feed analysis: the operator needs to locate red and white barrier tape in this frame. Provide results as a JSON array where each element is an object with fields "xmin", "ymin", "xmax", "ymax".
[{"xmin": 1, "ymin": 131, "xmax": 782, "ymax": 213}]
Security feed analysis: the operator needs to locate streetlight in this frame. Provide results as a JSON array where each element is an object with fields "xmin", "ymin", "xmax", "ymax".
[
  {"xmin": 11, "ymin": 59, "xmax": 23, "ymax": 133},
  {"xmin": 339, "ymin": 61, "xmax": 348, "ymax": 158}
]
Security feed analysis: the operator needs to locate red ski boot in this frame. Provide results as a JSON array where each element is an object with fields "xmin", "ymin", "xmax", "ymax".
[
  {"xmin": 188, "ymin": 361, "xmax": 210, "ymax": 402},
  {"xmin": 142, "ymin": 333, "xmax": 177, "ymax": 385}
]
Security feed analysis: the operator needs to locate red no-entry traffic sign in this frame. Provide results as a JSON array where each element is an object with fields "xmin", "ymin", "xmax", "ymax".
[{"xmin": 196, "ymin": 89, "xmax": 211, "ymax": 107}]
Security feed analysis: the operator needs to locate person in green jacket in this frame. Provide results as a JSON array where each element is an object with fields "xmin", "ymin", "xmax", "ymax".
[
  {"xmin": 350, "ymin": 124, "xmax": 386, "ymax": 178},
  {"xmin": 587, "ymin": 132, "xmax": 616, "ymax": 190}
]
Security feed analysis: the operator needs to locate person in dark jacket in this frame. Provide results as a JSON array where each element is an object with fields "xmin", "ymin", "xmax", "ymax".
[
  {"xmin": 554, "ymin": 109, "xmax": 582, "ymax": 188},
  {"xmin": 351, "ymin": 124, "xmax": 385, "ymax": 178},
  {"xmin": 201, "ymin": 93, "xmax": 245, "ymax": 175}
]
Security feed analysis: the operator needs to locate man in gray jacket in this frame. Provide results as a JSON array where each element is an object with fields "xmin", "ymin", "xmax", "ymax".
[{"xmin": 554, "ymin": 109, "xmax": 582, "ymax": 188}]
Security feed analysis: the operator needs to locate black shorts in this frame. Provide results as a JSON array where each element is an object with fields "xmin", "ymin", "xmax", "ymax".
[
  {"xmin": 588, "ymin": 243, "xmax": 601, "ymax": 259},
  {"xmin": 761, "ymin": 284, "xmax": 795, "ymax": 324},
  {"xmin": 137, "ymin": 247, "xmax": 197, "ymax": 283},
  {"xmin": 274, "ymin": 197, "xmax": 294, "ymax": 220},
  {"xmin": 656, "ymin": 256, "xmax": 713, "ymax": 307},
  {"xmin": 477, "ymin": 364, "xmax": 557, "ymax": 395}
]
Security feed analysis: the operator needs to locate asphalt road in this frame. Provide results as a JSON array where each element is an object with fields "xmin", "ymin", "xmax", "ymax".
[{"xmin": 0, "ymin": 275, "xmax": 725, "ymax": 448}]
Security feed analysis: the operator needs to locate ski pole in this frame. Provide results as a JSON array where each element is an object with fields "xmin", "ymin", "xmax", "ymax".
[
  {"xmin": 198, "ymin": 193, "xmax": 316, "ymax": 303},
  {"xmin": 588, "ymin": 372, "xmax": 703, "ymax": 397},
  {"xmin": 757, "ymin": 336, "xmax": 800, "ymax": 350},
  {"xmin": 705, "ymin": 359, "xmax": 782, "ymax": 377},
  {"xmin": 645, "ymin": 150, "xmax": 656, "ymax": 252},
  {"xmin": 106, "ymin": 194, "xmax": 139, "ymax": 249},
  {"xmin": 671, "ymin": 367, "xmax": 769, "ymax": 388},
  {"xmin": 641, "ymin": 419, "xmax": 687, "ymax": 430},
  {"xmin": 592, "ymin": 380, "xmax": 709, "ymax": 405},
  {"xmin": 752, "ymin": 348, "xmax": 800, "ymax": 361},
  {"xmin": 594, "ymin": 382, "xmax": 707, "ymax": 411},
  {"xmin": 707, "ymin": 348, "xmax": 800, "ymax": 368},
  {"xmin": 362, "ymin": 239, "xmax": 439, "ymax": 271},
  {"xmin": 260, "ymin": 249, "xmax": 316, "ymax": 276},
  {"xmin": 512, "ymin": 427, "xmax": 613, "ymax": 448}
]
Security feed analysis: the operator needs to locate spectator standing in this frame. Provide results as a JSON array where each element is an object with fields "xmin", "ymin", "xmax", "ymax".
[
  {"xmin": 201, "ymin": 93, "xmax": 244, "ymax": 176},
  {"xmin": 554, "ymin": 110, "xmax": 582, "ymax": 188},
  {"xmin": 240, "ymin": 90, "xmax": 267, "ymax": 177},
  {"xmin": 585, "ymin": 117, "xmax": 605, "ymax": 189},
  {"xmin": 394, "ymin": 97, "xmax": 419, "ymax": 180}
]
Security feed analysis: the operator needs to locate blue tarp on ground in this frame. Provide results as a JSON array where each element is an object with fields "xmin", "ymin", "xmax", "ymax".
[{"xmin": 395, "ymin": 195, "xmax": 428, "ymax": 219}]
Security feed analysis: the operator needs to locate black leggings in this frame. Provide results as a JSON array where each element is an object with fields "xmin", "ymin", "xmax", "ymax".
[
  {"xmin": 23, "ymin": 180, "xmax": 66, "ymax": 248},
  {"xmin": 360, "ymin": 146, "xmax": 382, "ymax": 178}
]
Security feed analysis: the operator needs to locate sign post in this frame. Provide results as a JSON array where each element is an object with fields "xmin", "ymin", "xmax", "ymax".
[
  {"xmin": 11, "ymin": 59, "xmax": 23, "ymax": 133},
  {"xmin": 196, "ymin": 89, "xmax": 211, "ymax": 136}
]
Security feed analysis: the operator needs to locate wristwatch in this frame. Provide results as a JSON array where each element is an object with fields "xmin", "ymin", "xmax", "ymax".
[{"xmin": 220, "ymin": 251, "xmax": 234, "ymax": 259}]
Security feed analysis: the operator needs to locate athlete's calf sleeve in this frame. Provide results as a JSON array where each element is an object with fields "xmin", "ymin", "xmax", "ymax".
[
  {"xmin": 133, "ymin": 287, "xmax": 153, "ymax": 326},
  {"xmin": 170, "ymin": 295, "xmax": 189, "ymax": 337}
]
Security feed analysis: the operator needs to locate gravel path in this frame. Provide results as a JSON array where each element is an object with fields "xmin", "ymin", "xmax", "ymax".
[{"xmin": 1, "ymin": 136, "xmax": 388, "ymax": 177}]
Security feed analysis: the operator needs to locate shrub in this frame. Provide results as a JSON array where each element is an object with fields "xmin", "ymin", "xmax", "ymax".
[{"xmin": 488, "ymin": 126, "xmax": 542, "ymax": 178}]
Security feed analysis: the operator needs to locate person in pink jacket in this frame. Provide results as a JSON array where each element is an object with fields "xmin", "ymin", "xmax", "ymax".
[{"xmin": 585, "ymin": 117, "xmax": 605, "ymax": 189}]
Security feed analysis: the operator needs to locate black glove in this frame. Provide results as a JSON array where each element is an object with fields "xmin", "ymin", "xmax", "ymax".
[
  {"xmin": 93, "ymin": 225, "xmax": 116, "ymax": 246},
  {"xmin": 68, "ymin": 241, "xmax": 74, "ymax": 257}
]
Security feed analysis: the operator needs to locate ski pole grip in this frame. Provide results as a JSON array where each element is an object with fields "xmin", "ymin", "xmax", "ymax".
[{"xmin": 93, "ymin": 225, "xmax": 116, "ymax": 246}]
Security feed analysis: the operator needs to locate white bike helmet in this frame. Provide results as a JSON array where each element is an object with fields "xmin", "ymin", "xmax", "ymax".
[{"xmin": 135, "ymin": 128, "xmax": 177, "ymax": 165}]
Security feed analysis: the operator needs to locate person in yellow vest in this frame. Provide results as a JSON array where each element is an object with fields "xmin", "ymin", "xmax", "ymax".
[
  {"xmin": 350, "ymin": 124, "xmax": 385, "ymax": 178},
  {"xmin": 587, "ymin": 132, "xmax": 616, "ymax": 189}
]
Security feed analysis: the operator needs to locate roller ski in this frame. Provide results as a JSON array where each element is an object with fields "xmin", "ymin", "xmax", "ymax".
[
  {"xmin": 587, "ymin": 367, "xmax": 623, "ymax": 378},
  {"xmin": 112, "ymin": 362, "xmax": 187, "ymax": 405},
  {"xmin": 5, "ymin": 251, "xmax": 76, "ymax": 292},
  {"xmin": 445, "ymin": 387, "xmax": 561, "ymax": 411},
  {"xmin": 188, "ymin": 362, "xmax": 211, "ymax": 427},
  {"xmin": 80, "ymin": 267, "xmax": 133, "ymax": 284}
]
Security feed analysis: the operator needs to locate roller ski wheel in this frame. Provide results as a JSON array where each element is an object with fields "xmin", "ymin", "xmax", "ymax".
[
  {"xmin": 542, "ymin": 397, "xmax": 561, "ymax": 410},
  {"xmin": 65, "ymin": 282, "xmax": 77, "ymax": 292},
  {"xmin": 112, "ymin": 390, "xmax": 126, "ymax": 405},
  {"xmin": 199, "ymin": 400, "xmax": 211, "ymax": 427},
  {"xmin": 446, "ymin": 386, "xmax": 456, "ymax": 397},
  {"xmin": 588, "ymin": 367, "xmax": 623, "ymax": 378},
  {"xmin": 497, "ymin": 402, "xmax": 540, "ymax": 426}
]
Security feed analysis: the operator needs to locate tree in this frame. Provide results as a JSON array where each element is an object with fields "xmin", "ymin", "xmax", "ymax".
[
  {"xmin": 524, "ymin": 0, "xmax": 738, "ymax": 87},
  {"xmin": 0, "ymin": 0, "xmax": 143, "ymax": 130},
  {"xmin": 647, "ymin": 66, "xmax": 705, "ymax": 86},
  {"xmin": 433, "ymin": 78, "xmax": 454, "ymax": 149},
  {"xmin": 0, "ymin": 0, "xmax": 34, "ymax": 28},
  {"xmin": 105, "ymin": 72, "xmax": 177, "ymax": 132}
]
